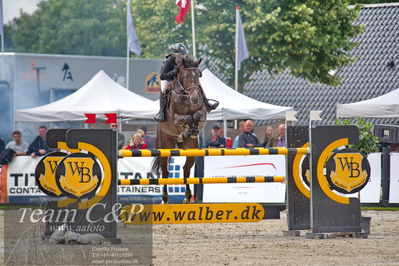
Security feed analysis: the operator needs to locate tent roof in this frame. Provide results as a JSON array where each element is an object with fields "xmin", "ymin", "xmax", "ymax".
[
  {"xmin": 200, "ymin": 69, "xmax": 292, "ymax": 120},
  {"xmin": 15, "ymin": 70, "xmax": 157, "ymax": 122},
  {"xmin": 16, "ymin": 69, "xmax": 293, "ymax": 123},
  {"xmin": 337, "ymin": 88, "xmax": 399, "ymax": 118}
]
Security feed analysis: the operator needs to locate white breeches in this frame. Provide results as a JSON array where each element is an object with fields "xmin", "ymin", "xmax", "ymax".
[{"xmin": 161, "ymin": 80, "xmax": 171, "ymax": 93}]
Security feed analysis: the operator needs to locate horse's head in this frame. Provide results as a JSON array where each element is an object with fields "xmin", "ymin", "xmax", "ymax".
[{"xmin": 176, "ymin": 56, "xmax": 202, "ymax": 105}]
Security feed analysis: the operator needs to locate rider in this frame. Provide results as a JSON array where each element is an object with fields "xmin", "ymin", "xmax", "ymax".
[{"xmin": 154, "ymin": 43, "xmax": 219, "ymax": 122}]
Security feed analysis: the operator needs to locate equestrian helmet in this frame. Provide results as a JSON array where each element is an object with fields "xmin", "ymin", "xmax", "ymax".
[{"xmin": 170, "ymin": 43, "xmax": 188, "ymax": 54}]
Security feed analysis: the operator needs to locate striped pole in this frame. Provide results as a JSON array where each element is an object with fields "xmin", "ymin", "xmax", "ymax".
[
  {"xmin": 118, "ymin": 176, "xmax": 285, "ymax": 185},
  {"xmin": 119, "ymin": 147, "xmax": 309, "ymax": 158}
]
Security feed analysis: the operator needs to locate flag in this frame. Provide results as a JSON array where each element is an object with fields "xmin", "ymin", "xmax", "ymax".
[
  {"xmin": 236, "ymin": 8, "xmax": 248, "ymax": 70},
  {"xmin": 127, "ymin": 4, "xmax": 141, "ymax": 55},
  {"xmin": 176, "ymin": 0, "xmax": 190, "ymax": 24},
  {"xmin": 0, "ymin": 0, "xmax": 3, "ymax": 36},
  {"xmin": 104, "ymin": 113, "xmax": 117, "ymax": 124},
  {"xmin": 84, "ymin": 114, "xmax": 97, "ymax": 124}
]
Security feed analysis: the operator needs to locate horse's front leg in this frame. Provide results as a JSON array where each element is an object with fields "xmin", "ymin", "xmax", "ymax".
[
  {"xmin": 190, "ymin": 110, "xmax": 204, "ymax": 138},
  {"xmin": 182, "ymin": 115, "xmax": 194, "ymax": 140}
]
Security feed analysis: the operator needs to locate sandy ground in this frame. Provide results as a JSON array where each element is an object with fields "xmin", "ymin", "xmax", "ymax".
[{"xmin": 1, "ymin": 210, "xmax": 399, "ymax": 265}]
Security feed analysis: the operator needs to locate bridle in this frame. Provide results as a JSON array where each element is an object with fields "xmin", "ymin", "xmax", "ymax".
[{"xmin": 174, "ymin": 67, "xmax": 201, "ymax": 97}]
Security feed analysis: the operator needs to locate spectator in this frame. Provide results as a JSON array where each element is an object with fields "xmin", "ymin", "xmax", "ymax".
[
  {"xmin": 135, "ymin": 129, "xmax": 145, "ymax": 136},
  {"xmin": 139, "ymin": 126, "xmax": 155, "ymax": 149},
  {"xmin": 238, "ymin": 120, "xmax": 261, "ymax": 148},
  {"xmin": 204, "ymin": 124, "xmax": 226, "ymax": 148},
  {"xmin": 28, "ymin": 126, "xmax": 51, "ymax": 157},
  {"xmin": 123, "ymin": 134, "xmax": 148, "ymax": 150},
  {"xmin": 110, "ymin": 123, "xmax": 126, "ymax": 150},
  {"xmin": 276, "ymin": 124, "xmax": 286, "ymax": 147},
  {"xmin": 226, "ymin": 137, "xmax": 232, "ymax": 148},
  {"xmin": 219, "ymin": 126, "xmax": 232, "ymax": 148},
  {"xmin": 6, "ymin": 130, "xmax": 29, "ymax": 156},
  {"xmin": 232, "ymin": 121, "xmax": 246, "ymax": 148},
  {"xmin": 262, "ymin": 126, "xmax": 277, "ymax": 147}
]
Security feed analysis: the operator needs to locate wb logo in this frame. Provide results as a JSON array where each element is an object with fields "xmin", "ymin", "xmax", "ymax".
[
  {"xmin": 337, "ymin": 157, "xmax": 361, "ymax": 178},
  {"xmin": 55, "ymin": 153, "xmax": 103, "ymax": 199},
  {"xmin": 326, "ymin": 148, "xmax": 370, "ymax": 194},
  {"xmin": 66, "ymin": 161, "xmax": 92, "ymax": 183}
]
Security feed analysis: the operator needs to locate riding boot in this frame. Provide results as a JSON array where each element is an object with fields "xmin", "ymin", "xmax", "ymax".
[
  {"xmin": 200, "ymin": 86, "xmax": 219, "ymax": 112},
  {"xmin": 154, "ymin": 92, "xmax": 166, "ymax": 122}
]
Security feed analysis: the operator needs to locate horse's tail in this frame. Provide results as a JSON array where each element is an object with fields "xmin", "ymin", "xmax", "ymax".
[
  {"xmin": 151, "ymin": 157, "xmax": 161, "ymax": 177},
  {"xmin": 151, "ymin": 125, "xmax": 170, "ymax": 178}
]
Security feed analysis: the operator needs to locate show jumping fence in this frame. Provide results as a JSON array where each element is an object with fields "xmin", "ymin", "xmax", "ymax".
[
  {"xmin": 119, "ymin": 147, "xmax": 310, "ymax": 158},
  {"xmin": 41, "ymin": 125, "xmax": 368, "ymax": 242},
  {"xmin": 118, "ymin": 176, "xmax": 285, "ymax": 185}
]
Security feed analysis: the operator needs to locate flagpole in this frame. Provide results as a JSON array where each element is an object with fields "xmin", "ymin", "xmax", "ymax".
[
  {"xmin": 1, "ymin": 34, "xmax": 4, "ymax": 80},
  {"xmin": 126, "ymin": 0, "xmax": 131, "ymax": 90},
  {"xmin": 1, "ymin": 0, "xmax": 4, "ymax": 80},
  {"xmin": 191, "ymin": 0, "xmax": 196, "ymax": 57},
  {"xmin": 235, "ymin": 6, "xmax": 239, "ymax": 92}
]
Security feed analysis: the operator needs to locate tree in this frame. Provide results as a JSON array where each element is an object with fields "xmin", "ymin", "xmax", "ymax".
[
  {"xmin": 196, "ymin": 0, "xmax": 363, "ymax": 86},
  {"xmin": 5, "ymin": 0, "xmax": 127, "ymax": 56},
  {"xmin": 5, "ymin": 0, "xmax": 364, "ymax": 87},
  {"xmin": 335, "ymin": 118, "xmax": 380, "ymax": 155}
]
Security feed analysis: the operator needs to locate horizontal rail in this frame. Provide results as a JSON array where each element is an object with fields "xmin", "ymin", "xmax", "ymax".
[
  {"xmin": 119, "ymin": 147, "xmax": 309, "ymax": 158},
  {"xmin": 118, "ymin": 176, "xmax": 285, "ymax": 185}
]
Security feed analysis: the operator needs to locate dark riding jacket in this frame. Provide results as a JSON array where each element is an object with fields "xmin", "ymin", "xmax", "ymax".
[
  {"xmin": 160, "ymin": 54, "xmax": 178, "ymax": 81},
  {"xmin": 160, "ymin": 53, "xmax": 202, "ymax": 82},
  {"xmin": 238, "ymin": 132, "xmax": 262, "ymax": 148}
]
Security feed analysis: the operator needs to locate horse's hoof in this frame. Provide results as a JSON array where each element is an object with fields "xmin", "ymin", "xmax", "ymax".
[
  {"xmin": 183, "ymin": 198, "xmax": 189, "ymax": 204},
  {"xmin": 161, "ymin": 201, "xmax": 168, "ymax": 205}
]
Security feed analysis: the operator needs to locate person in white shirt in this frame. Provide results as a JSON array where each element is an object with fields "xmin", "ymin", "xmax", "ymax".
[{"xmin": 6, "ymin": 130, "xmax": 29, "ymax": 156}]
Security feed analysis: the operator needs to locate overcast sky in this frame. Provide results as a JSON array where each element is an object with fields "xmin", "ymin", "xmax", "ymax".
[{"xmin": 3, "ymin": 0, "xmax": 42, "ymax": 23}]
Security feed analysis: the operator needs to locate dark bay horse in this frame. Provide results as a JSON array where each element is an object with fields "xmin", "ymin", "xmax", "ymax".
[{"xmin": 152, "ymin": 55, "xmax": 207, "ymax": 203}]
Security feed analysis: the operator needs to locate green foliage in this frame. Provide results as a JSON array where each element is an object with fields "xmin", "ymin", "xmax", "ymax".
[
  {"xmin": 6, "ymin": 0, "xmax": 126, "ymax": 56},
  {"xmin": 5, "ymin": 0, "xmax": 364, "ymax": 87},
  {"xmin": 335, "ymin": 118, "xmax": 380, "ymax": 155}
]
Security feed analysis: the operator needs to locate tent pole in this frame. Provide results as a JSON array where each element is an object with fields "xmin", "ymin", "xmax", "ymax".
[
  {"xmin": 223, "ymin": 119, "xmax": 227, "ymax": 139},
  {"xmin": 117, "ymin": 111, "xmax": 122, "ymax": 133}
]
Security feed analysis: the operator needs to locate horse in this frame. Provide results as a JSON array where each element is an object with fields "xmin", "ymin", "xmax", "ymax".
[{"xmin": 152, "ymin": 55, "xmax": 207, "ymax": 204}]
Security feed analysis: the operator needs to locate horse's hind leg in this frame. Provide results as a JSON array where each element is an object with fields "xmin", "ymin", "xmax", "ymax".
[
  {"xmin": 158, "ymin": 131, "xmax": 176, "ymax": 204},
  {"xmin": 182, "ymin": 137, "xmax": 198, "ymax": 203},
  {"xmin": 183, "ymin": 156, "xmax": 195, "ymax": 204},
  {"xmin": 160, "ymin": 157, "xmax": 169, "ymax": 204}
]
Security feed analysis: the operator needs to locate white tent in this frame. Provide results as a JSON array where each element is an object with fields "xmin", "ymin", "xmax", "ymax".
[
  {"xmin": 16, "ymin": 69, "xmax": 292, "ymax": 123},
  {"xmin": 15, "ymin": 70, "xmax": 158, "ymax": 122},
  {"xmin": 337, "ymin": 88, "xmax": 399, "ymax": 118},
  {"xmin": 200, "ymin": 69, "xmax": 292, "ymax": 120}
]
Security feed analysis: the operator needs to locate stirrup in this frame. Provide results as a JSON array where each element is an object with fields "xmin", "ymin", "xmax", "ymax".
[{"xmin": 206, "ymin": 99, "xmax": 219, "ymax": 112}]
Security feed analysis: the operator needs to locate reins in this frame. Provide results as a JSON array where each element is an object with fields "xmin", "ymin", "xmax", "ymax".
[{"xmin": 173, "ymin": 67, "xmax": 201, "ymax": 98}]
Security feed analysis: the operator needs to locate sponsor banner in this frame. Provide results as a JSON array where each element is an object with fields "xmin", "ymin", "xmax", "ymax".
[
  {"xmin": 117, "ymin": 157, "xmax": 192, "ymax": 203},
  {"xmin": 389, "ymin": 153, "xmax": 399, "ymax": 203},
  {"xmin": 7, "ymin": 156, "xmax": 47, "ymax": 204},
  {"xmin": 6, "ymin": 156, "xmax": 191, "ymax": 204},
  {"xmin": 121, "ymin": 203, "xmax": 264, "ymax": 224},
  {"xmin": 203, "ymin": 155, "xmax": 286, "ymax": 203},
  {"xmin": 360, "ymin": 153, "xmax": 381, "ymax": 203}
]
